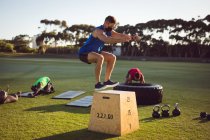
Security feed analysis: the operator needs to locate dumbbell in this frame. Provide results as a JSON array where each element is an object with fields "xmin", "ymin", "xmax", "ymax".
[
  {"xmin": 172, "ymin": 103, "xmax": 181, "ymax": 116},
  {"xmin": 207, "ymin": 114, "xmax": 210, "ymax": 120},
  {"xmin": 152, "ymin": 105, "xmax": 161, "ymax": 118},
  {"xmin": 161, "ymin": 104, "xmax": 170, "ymax": 117}
]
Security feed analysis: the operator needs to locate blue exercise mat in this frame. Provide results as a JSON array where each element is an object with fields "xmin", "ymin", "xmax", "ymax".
[
  {"xmin": 66, "ymin": 96, "xmax": 93, "ymax": 107},
  {"xmin": 52, "ymin": 91, "xmax": 85, "ymax": 99},
  {"xmin": 20, "ymin": 92, "xmax": 33, "ymax": 97}
]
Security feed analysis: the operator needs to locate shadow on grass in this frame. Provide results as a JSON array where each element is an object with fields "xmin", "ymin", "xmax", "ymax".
[
  {"xmin": 35, "ymin": 128, "xmax": 117, "ymax": 140},
  {"xmin": 137, "ymin": 105, "xmax": 153, "ymax": 108},
  {"xmin": 25, "ymin": 104, "xmax": 90, "ymax": 114},
  {"xmin": 192, "ymin": 117, "xmax": 209, "ymax": 123},
  {"xmin": 141, "ymin": 115, "xmax": 176, "ymax": 122},
  {"xmin": 140, "ymin": 117, "xmax": 155, "ymax": 122}
]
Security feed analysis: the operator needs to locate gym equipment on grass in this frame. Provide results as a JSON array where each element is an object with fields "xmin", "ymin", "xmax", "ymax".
[
  {"xmin": 113, "ymin": 83, "xmax": 163, "ymax": 105},
  {"xmin": 66, "ymin": 96, "xmax": 93, "ymax": 107},
  {"xmin": 52, "ymin": 91, "xmax": 85, "ymax": 99}
]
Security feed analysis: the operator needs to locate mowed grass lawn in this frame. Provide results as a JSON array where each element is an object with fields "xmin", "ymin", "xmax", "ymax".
[{"xmin": 0, "ymin": 57, "xmax": 210, "ymax": 140}]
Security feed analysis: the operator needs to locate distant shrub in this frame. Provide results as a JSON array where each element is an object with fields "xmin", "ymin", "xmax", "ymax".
[
  {"xmin": 24, "ymin": 47, "xmax": 37, "ymax": 53},
  {"xmin": 45, "ymin": 46, "xmax": 79, "ymax": 55},
  {"xmin": 0, "ymin": 40, "xmax": 14, "ymax": 52}
]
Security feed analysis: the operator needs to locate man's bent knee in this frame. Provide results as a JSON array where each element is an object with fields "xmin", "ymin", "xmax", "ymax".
[
  {"xmin": 112, "ymin": 54, "xmax": 116, "ymax": 61},
  {"xmin": 107, "ymin": 54, "xmax": 116, "ymax": 62},
  {"xmin": 97, "ymin": 55, "xmax": 104, "ymax": 63}
]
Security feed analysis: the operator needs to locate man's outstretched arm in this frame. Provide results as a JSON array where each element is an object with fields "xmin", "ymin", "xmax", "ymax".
[{"xmin": 94, "ymin": 29, "xmax": 131, "ymax": 44}]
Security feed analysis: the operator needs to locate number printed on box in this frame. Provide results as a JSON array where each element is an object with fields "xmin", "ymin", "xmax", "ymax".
[
  {"xmin": 128, "ymin": 110, "xmax": 131, "ymax": 115},
  {"xmin": 97, "ymin": 113, "xmax": 113, "ymax": 119},
  {"xmin": 127, "ymin": 97, "xmax": 130, "ymax": 102}
]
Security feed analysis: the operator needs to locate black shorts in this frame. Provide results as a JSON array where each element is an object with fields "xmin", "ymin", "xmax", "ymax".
[
  {"xmin": 79, "ymin": 53, "xmax": 91, "ymax": 64},
  {"xmin": 31, "ymin": 82, "xmax": 54, "ymax": 94}
]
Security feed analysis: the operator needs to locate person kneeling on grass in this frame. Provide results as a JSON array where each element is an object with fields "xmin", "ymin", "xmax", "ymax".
[
  {"xmin": 30, "ymin": 76, "xmax": 55, "ymax": 98},
  {"xmin": 125, "ymin": 68, "xmax": 145, "ymax": 84},
  {"xmin": 0, "ymin": 90, "xmax": 21, "ymax": 104}
]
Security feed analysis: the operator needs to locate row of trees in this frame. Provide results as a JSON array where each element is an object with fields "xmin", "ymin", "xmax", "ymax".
[
  {"xmin": 117, "ymin": 15, "xmax": 210, "ymax": 58},
  {"xmin": 36, "ymin": 19, "xmax": 94, "ymax": 47},
  {"xmin": 1, "ymin": 15, "xmax": 209, "ymax": 58},
  {"xmin": 35, "ymin": 15, "xmax": 210, "ymax": 58},
  {"xmin": 0, "ymin": 35, "xmax": 35, "ymax": 53}
]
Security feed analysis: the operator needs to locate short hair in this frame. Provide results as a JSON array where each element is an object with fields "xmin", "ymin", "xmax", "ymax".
[{"xmin": 105, "ymin": 16, "xmax": 116, "ymax": 24}]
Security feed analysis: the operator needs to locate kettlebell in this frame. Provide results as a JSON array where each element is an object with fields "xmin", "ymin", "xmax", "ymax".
[
  {"xmin": 161, "ymin": 104, "xmax": 170, "ymax": 117},
  {"xmin": 172, "ymin": 103, "xmax": 181, "ymax": 116},
  {"xmin": 207, "ymin": 114, "xmax": 210, "ymax": 120},
  {"xmin": 200, "ymin": 112, "xmax": 207, "ymax": 119},
  {"xmin": 152, "ymin": 105, "xmax": 161, "ymax": 118}
]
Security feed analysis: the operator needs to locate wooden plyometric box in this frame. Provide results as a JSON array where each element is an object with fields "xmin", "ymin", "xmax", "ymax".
[{"xmin": 88, "ymin": 90, "xmax": 139, "ymax": 136}]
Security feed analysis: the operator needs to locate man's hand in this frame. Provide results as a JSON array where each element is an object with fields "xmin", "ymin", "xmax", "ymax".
[
  {"xmin": 123, "ymin": 34, "xmax": 132, "ymax": 42},
  {"xmin": 132, "ymin": 35, "xmax": 141, "ymax": 41}
]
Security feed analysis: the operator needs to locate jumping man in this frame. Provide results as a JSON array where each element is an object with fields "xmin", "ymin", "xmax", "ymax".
[{"xmin": 78, "ymin": 15, "xmax": 139, "ymax": 90}]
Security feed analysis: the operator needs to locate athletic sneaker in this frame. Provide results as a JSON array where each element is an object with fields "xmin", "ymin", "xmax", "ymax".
[
  {"xmin": 104, "ymin": 80, "xmax": 119, "ymax": 88},
  {"xmin": 95, "ymin": 82, "xmax": 107, "ymax": 91}
]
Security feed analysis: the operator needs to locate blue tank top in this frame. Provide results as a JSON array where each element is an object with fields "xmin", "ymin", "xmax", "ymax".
[{"xmin": 78, "ymin": 25, "xmax": 111, "ymax": 54}]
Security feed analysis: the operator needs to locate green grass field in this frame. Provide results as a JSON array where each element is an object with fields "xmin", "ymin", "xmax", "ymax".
[{"xmin": 0, "ymin": 57, "xmax": 210, "ymax": 140}]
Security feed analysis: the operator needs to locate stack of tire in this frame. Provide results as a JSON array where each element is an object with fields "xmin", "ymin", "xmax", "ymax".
[{"xmin": 113, "ymin": 83, "xmax": 163, "ymax": 105}]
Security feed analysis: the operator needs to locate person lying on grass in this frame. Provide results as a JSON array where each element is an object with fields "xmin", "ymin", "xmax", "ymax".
[
  {"xmin": 30, "ymin": 76, "xmax": 55, "ymax": 98},
  {"xmin": 125, "ymin": 68, "xmax": 145, "ymax": 84},
  {"xmin": 0, "ymin": 90, "xmax": 21, "ymax": 104}
]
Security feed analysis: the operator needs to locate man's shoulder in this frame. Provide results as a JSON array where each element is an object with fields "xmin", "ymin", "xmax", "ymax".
[
  {"xmin": 93, "ymin": 28, "xmax": 104, "ymax": 38},
  {"xmin": 96, "ymin": 25, "xmax": 103, "ymax": 29}
]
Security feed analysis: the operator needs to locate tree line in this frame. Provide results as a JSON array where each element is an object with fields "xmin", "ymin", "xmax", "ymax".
[
  {"xmin": 117, "ymin": 15, "xmax": 210, "ymax": 58},
  {"xmin": 0, "ymin": 15, "xmax": 210, "ymax": 58}
]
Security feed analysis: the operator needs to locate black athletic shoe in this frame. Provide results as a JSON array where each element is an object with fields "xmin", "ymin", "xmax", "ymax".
[
  {"xmin": 95, "ymin": 82, "xmax": 107, "ymax": 91},
  {"xmin": 104, "ymin": 80, "xmax": 119, "ymax": 88}
]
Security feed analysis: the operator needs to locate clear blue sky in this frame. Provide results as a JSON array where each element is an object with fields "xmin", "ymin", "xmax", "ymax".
[{"xmin": 0, "ymin": 0, "xmax": 210, "ymax": 40}]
